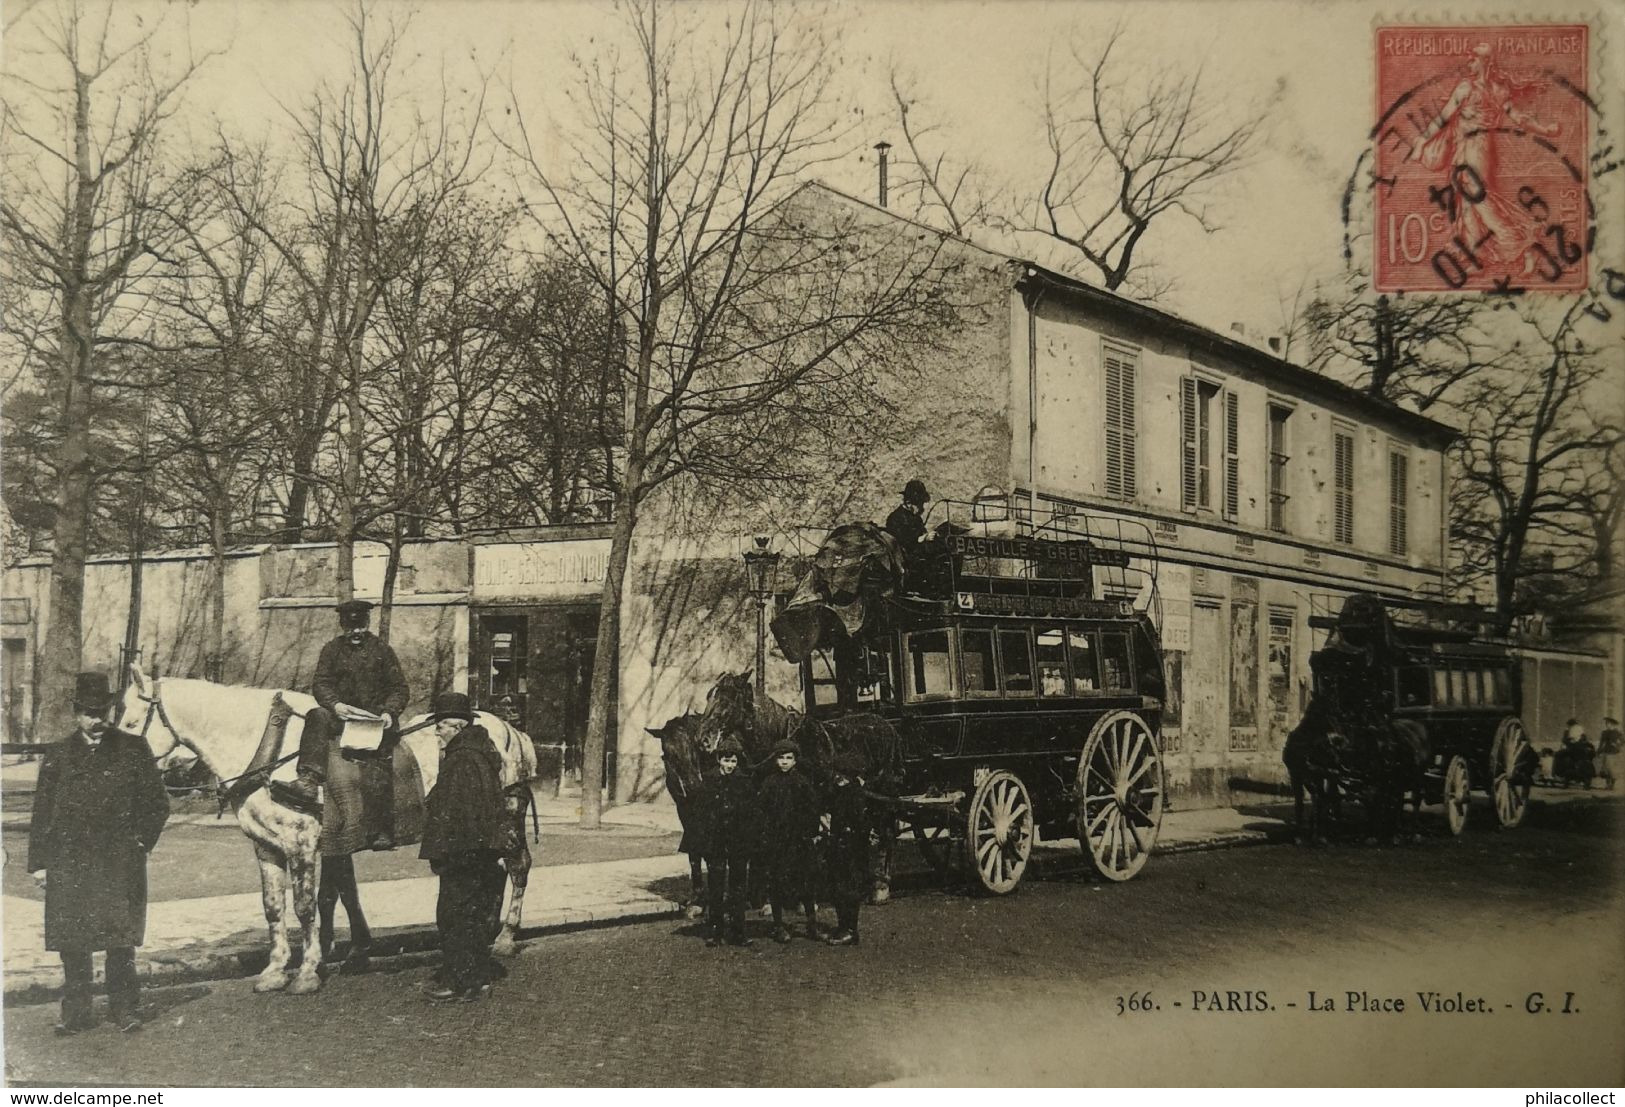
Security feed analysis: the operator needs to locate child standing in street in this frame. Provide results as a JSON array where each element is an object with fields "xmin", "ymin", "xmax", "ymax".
[
  {"xmin": 824, "ymin": 750, "xmax": 870, "ymax": 947},
  {"xmin": 756, "ymin": 738, "xmax": 822, "ymax": 943},
  {"xmin": 701, "ymin": 736, "xmax": 756, "ymax": 947}
]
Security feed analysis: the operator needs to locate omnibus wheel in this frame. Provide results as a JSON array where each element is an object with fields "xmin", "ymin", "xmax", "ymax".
[
  {"xmin": 1077, "ymin": 710, "xmax": 1164, "ymax": 881},
  {"xmin": 964, "ymin": 770, "xmax": 1033, "ymax": 895},
  {"xmin": 1489, "ymin": 717, "xmax": 1533, "ymax": 829}
]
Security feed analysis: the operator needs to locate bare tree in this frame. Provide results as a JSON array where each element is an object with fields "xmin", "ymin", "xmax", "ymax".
[
  {"xmin": 0, "ymin": 0, "xmax": 213, "ymax": 735},
  {"xmin": 507, "ymin": 0, "xmax": 962, "ymax": 825},
  {"xmin": 1301, "ymin": 268, "xmax": 1516, "ymax": 409},
  {"xmin": 886, "ymin": 71, "xmax": 992, "ymax": 236},
  {"xmin": 1025, "ymin": 25, "xmax": 1263, "ymax": 297},
  {"xmin": 1450, "ymin": 301, "xmax": 1623, "ymax": 627}
]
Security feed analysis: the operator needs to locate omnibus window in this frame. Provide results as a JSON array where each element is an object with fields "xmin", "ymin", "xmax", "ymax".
[
  {"xmin": 808, "ymin": 650, "xmax": 840, "ymax": 707},
  {"xmin": 904, "ymin": 631, "xmax": 953, "ymax": 700},
  {"xmin": 999, "ymin": 629, "xmax": 1035, "ymax": 695},
  {"xmin": 1036, "ymin": 627, "xmax": 1070, "ymax": 696},
  {"xmin": 1432, "ymin": 669, "xmax": 1449, "ymax": 706},
  {"xmin": 852, "ymin": 644, "xmax": 894, "ymax": 704},
  {"xmin": 961, "ymin": 629, "xmax": 998, "ymax": 695},
  {"xmin": 1100, "ymin": 632, "xmax": 1134, "ymax": 692},
  {"xmin": 1491, "ymin": 668, "xmax": 1512, "ymax": 704},
  {"xmin": 1448, "ymin": 668, "xmax": 1465, "ymax": 705},
  {"xmin": 1396, "ymin": 666, "xmax": 1429, "ymax": 707},
  {"xmin": 1470, "ymin": 669, "xmax": 1486, "ymax": 705},
  {"xmin": 1070, "ymin": 630, "xmax": 1099, "ymax": 691}
]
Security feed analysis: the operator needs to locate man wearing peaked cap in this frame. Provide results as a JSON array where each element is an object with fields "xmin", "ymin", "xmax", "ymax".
[
  {"xmin": 287, "ymin": 598, "xmax": 410, "ymax": 849},
  {"xmin": 884, "ymin": 479, "xmax": 930, "ymax": 549},
  {"xmin": 28, "ymin": 673, "xmax": 170, "ymax": 1034}
]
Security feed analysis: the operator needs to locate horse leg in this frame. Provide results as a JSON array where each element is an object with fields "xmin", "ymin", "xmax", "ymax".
[
  {"xmin": 871, "ymin": 818, "xmax": 896, "ymax": 905},
  {"xmin": 329, "ymin": 854, "xmax": 372, "ymax": 967},
  {"xmin": 492, "ymin": 829, "xmax": 530, "ymax": 957},
  {"xmin": 252, "ymin": 842, "xmax": 293, "ymax": 993},
  {"xmin": 317, "ymin": 858, "xmax": 340, "ymax": 964},
  {"xmin": 686, "ymin": 854, "xmax": 707, "ymax": 919},
  {"xmin": 286, "ymin": 843, "xmax": 323, "ymax": 995}
]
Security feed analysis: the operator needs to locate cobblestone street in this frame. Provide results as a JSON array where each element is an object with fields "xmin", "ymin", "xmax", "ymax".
[{"xmin": 5, "ymin": 800, "xmax": 1620, "ymax": 1087}]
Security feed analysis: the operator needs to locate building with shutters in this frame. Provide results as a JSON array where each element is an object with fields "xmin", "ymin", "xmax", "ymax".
[{"xmin": 746, "ymin": 183, "xmax": 1461, "ymax": 802}]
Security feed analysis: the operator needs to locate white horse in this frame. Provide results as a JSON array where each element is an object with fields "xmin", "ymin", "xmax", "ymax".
[{"xmin": 116, "ymin": 663, "xmax": 538, "ymax": 995}]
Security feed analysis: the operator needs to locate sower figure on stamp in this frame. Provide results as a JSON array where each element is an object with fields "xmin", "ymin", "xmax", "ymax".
[
  {"xmin": 700, "ymin": 736, "xmax": 756, "ymax": 947},
  {"xmin": 756, "ymin": 738, "xmax": 822, "ymax": 944},
  {"xmin": 28, "ymin": 673, "xmax": 170, "ymax": 1035},
  {"xmin": 289, "ymin": 599, "xmax": 409, "ymax": 849},
  {"xmin": 823, "ymin": 750, "xmax": 870, "ymax": 947},
  {"xmin": 419, "ymin": 692, "xmax": 508, "ymax": 1002}
]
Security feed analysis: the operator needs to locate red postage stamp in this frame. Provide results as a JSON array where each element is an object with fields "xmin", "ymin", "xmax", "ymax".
[{"xmin": 1373, "ymin": 24, "xmax": 1590, "ymax": 293}]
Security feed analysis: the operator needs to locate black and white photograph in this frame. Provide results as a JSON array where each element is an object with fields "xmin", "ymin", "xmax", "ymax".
[{"xmin": 1, "ymin": 0, "xmax": 1621, "ymax": 1089}]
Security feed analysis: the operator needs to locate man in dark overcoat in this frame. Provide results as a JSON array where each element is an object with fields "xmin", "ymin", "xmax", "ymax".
[
  {"xmin": 884, "ymin": 479, "xmax": 930, "ymax": 549},
  {"xmin": 27, "ymin": 672, "xmax": 170, "ymax": 1034},
  {"xmin": 699, "ymin": 736, "xmax": 756, "ymax": 947},
  {"xmin": 288, "ymin": 599, "xmax": 410, "ymax": 848},
  {"xmin": 418, "ymin": 692, "xmax": 507, "ymax": 1002}
]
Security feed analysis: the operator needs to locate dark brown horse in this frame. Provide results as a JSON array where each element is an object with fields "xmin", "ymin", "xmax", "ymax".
[{"xmin": 647, "ymin": 712, "xmax": 711, "ymax": 913}]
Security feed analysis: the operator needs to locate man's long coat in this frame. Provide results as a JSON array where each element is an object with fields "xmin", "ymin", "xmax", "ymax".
[
  {"xmin": 419, "ymin": 726, "xmax": 506, "ymax": 864},
  {"xmin": 27, "ymin": 729, "xmax": 170, "ymax": 951}
]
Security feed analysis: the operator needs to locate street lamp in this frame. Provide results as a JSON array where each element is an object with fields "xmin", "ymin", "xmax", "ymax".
[{"xmin": 742, "ymin": 535, "xmax": 781, "ymax": 695}]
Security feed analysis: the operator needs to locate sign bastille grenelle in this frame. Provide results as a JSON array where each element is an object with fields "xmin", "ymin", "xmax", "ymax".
[{"xmin": 945, "ymin": 532, "xmax": 1132, "ymax": 568}]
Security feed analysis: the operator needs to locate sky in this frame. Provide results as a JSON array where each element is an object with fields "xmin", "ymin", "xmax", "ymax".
[{"xmin": 6, "ymin": 0, "xmax": 1621, "ymax": 353}]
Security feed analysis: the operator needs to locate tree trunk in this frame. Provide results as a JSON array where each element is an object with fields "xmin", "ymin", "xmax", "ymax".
[
  {"xmin": 379, "ymin": 513, "xmax": 404, "ymax": 645},
  {"xmin": 580, "ymin": 478, "xmax": 637, "ymax": 828},
  {"xmin": 207, "ymin": 504, "xmax": 228, "ymax": 682},
  {"xmin": 38, "ymin": 71, "xmax": 100, "ymax": 741}
]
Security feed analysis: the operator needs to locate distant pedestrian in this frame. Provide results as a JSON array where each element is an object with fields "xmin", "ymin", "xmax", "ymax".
[
  {"xmin": 823, "ymin": 750, "xmax": 870, "ymax": 947},
  {"xmin": 419, "ymin": 692, "xmax": 507, "ymax": 1002},
  {"xmin": 27, "ymin": 672, "xmax": 170, "ymax": 1035},
  {"xmin": 756, "ymin": 738, "xmax": 821, "ymax": 944},
  {"xmin": 1597, "ymin": 717, "xmax": 1620, "ymax": 789}
]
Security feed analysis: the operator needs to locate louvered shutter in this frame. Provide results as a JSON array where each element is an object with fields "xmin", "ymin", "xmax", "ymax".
[
  {"xmin": 1389, "ymin": 451, "xmax": 1408, "ymax": 555},
  {"xmin": 1333, "ymin": 430, "xmax": 1355, "ymax": 545},
  {"xmin": 1180, "ymin": 375, "xmax": 1198, "ymax": 512},
  {"xmin": 1104, "ymin": 346, "xmax": 1138, "ymax": 501},
  {"xmin": 1223, "ymin": 389, "xmax": 1240, "ymax": 521}
]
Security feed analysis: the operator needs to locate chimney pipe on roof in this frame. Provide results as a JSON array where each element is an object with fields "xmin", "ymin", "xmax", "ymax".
[
  {"xmin": 1268, "ymin": 336, "xmax": 1282, "ymax": 354},
  {"xmin": 1230, "ymin": 322, "xmax": 1247, "ymax": 336},
  {"xmin": 874, "ymin": 141, "xmax": 892, "ymax": 208}
]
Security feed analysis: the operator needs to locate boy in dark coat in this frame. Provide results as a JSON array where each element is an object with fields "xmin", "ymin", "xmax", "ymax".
[
  {"xmin": 700, "ymin": 736, "xmax": 755, "ymax": 947},
  {"xmin": 28, "ymin": 673, "xmax": 170, "ymax": 1034},
  {"xmin": 756, "ymin": 738, "xmax": 822, "ymax": 943},
  {"xmin": 824, "ymin": 750, "xmax": 870, "ymax": 946},
  {"xmin": 419, "ymin": 692, "xmax": 507, "ymax": 1001}
]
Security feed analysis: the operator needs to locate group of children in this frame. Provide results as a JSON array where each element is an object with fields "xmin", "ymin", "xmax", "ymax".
[{"xmin": 695, "ymin": 736, "xmax": 871, "ymax": 949}]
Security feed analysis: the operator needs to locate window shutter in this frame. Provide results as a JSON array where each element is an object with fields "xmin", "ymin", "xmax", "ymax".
[
  {"xmin": 1389, "ymin": 451, "xmax": 1408, "ymax": 555},
  {"xmin": 1104, "ymin": 347, "xmax": 1138, "ymax": 501},
  {"xmin": 1333, "ymin": 430, "xmax": 1355, "ymax": 545},
  {"xmin": 1223, "ymin": 390, "xmax": 1240, "ymax": 521},
  {"xmin": 1180, "ymin": 376, "xmax": 1198, "ymax": 512}
]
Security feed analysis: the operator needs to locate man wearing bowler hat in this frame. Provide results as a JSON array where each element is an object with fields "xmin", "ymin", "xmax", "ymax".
[
  {"xmin": 419, "ymin": 692, "xmax": 507, "ymax": 1001},
  {"xmin": 28, "ymin": 672, "xmax": 170, "ymax": 1034},
  {"xmin": 288, "ymin": 599, "xmax": 410, "ymax": 848}
]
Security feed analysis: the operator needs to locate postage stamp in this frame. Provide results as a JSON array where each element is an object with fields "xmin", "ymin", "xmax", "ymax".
[{"xmin": 1373, "ymin": 24, "xmax": 1591, "ymax": 293}]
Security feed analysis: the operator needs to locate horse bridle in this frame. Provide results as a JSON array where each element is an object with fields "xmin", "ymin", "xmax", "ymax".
[{"xmin": 129, "ymin": 679, "xmax": 186, "ymax": 762}]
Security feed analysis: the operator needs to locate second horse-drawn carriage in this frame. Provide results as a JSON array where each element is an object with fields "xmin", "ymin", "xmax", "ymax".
[
  {"xmin": 761, "ymin": 492, "xmax": 1168, "ymax": 894},
  {"xmin": 1292, "ymin": 592, "xmax": 1535, "ymax": 840}
]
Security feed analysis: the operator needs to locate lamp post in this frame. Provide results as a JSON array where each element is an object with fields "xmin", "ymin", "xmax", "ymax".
[{"xmin": 742, "ymin": 535, "xmax": 781, "ymax": 696}]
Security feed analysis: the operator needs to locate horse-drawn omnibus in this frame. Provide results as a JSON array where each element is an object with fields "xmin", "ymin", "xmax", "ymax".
[
  {"xmin": 774, "ymin": 493, "xmax": 1167, "ymax": 895},
  {"xmin": 1301, "ymin": 592, "xmax": 1535, "ymax": 837}
]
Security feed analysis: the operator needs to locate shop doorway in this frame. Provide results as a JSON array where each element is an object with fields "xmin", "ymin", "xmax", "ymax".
[{"xmin": 471, "ymin": 605, "xmax": 613, "ymax": 795}]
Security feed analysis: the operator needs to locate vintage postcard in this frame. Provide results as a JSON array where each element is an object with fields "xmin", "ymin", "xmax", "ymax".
[{"xmin": 1, "ymin": 0, "xmax": 1621, "ymax": 1090}]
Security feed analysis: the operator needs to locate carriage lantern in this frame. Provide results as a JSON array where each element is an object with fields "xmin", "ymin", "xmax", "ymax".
[{"xmin": 742, "ymin": 535, "xmax": 781, "ymax": 694}]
